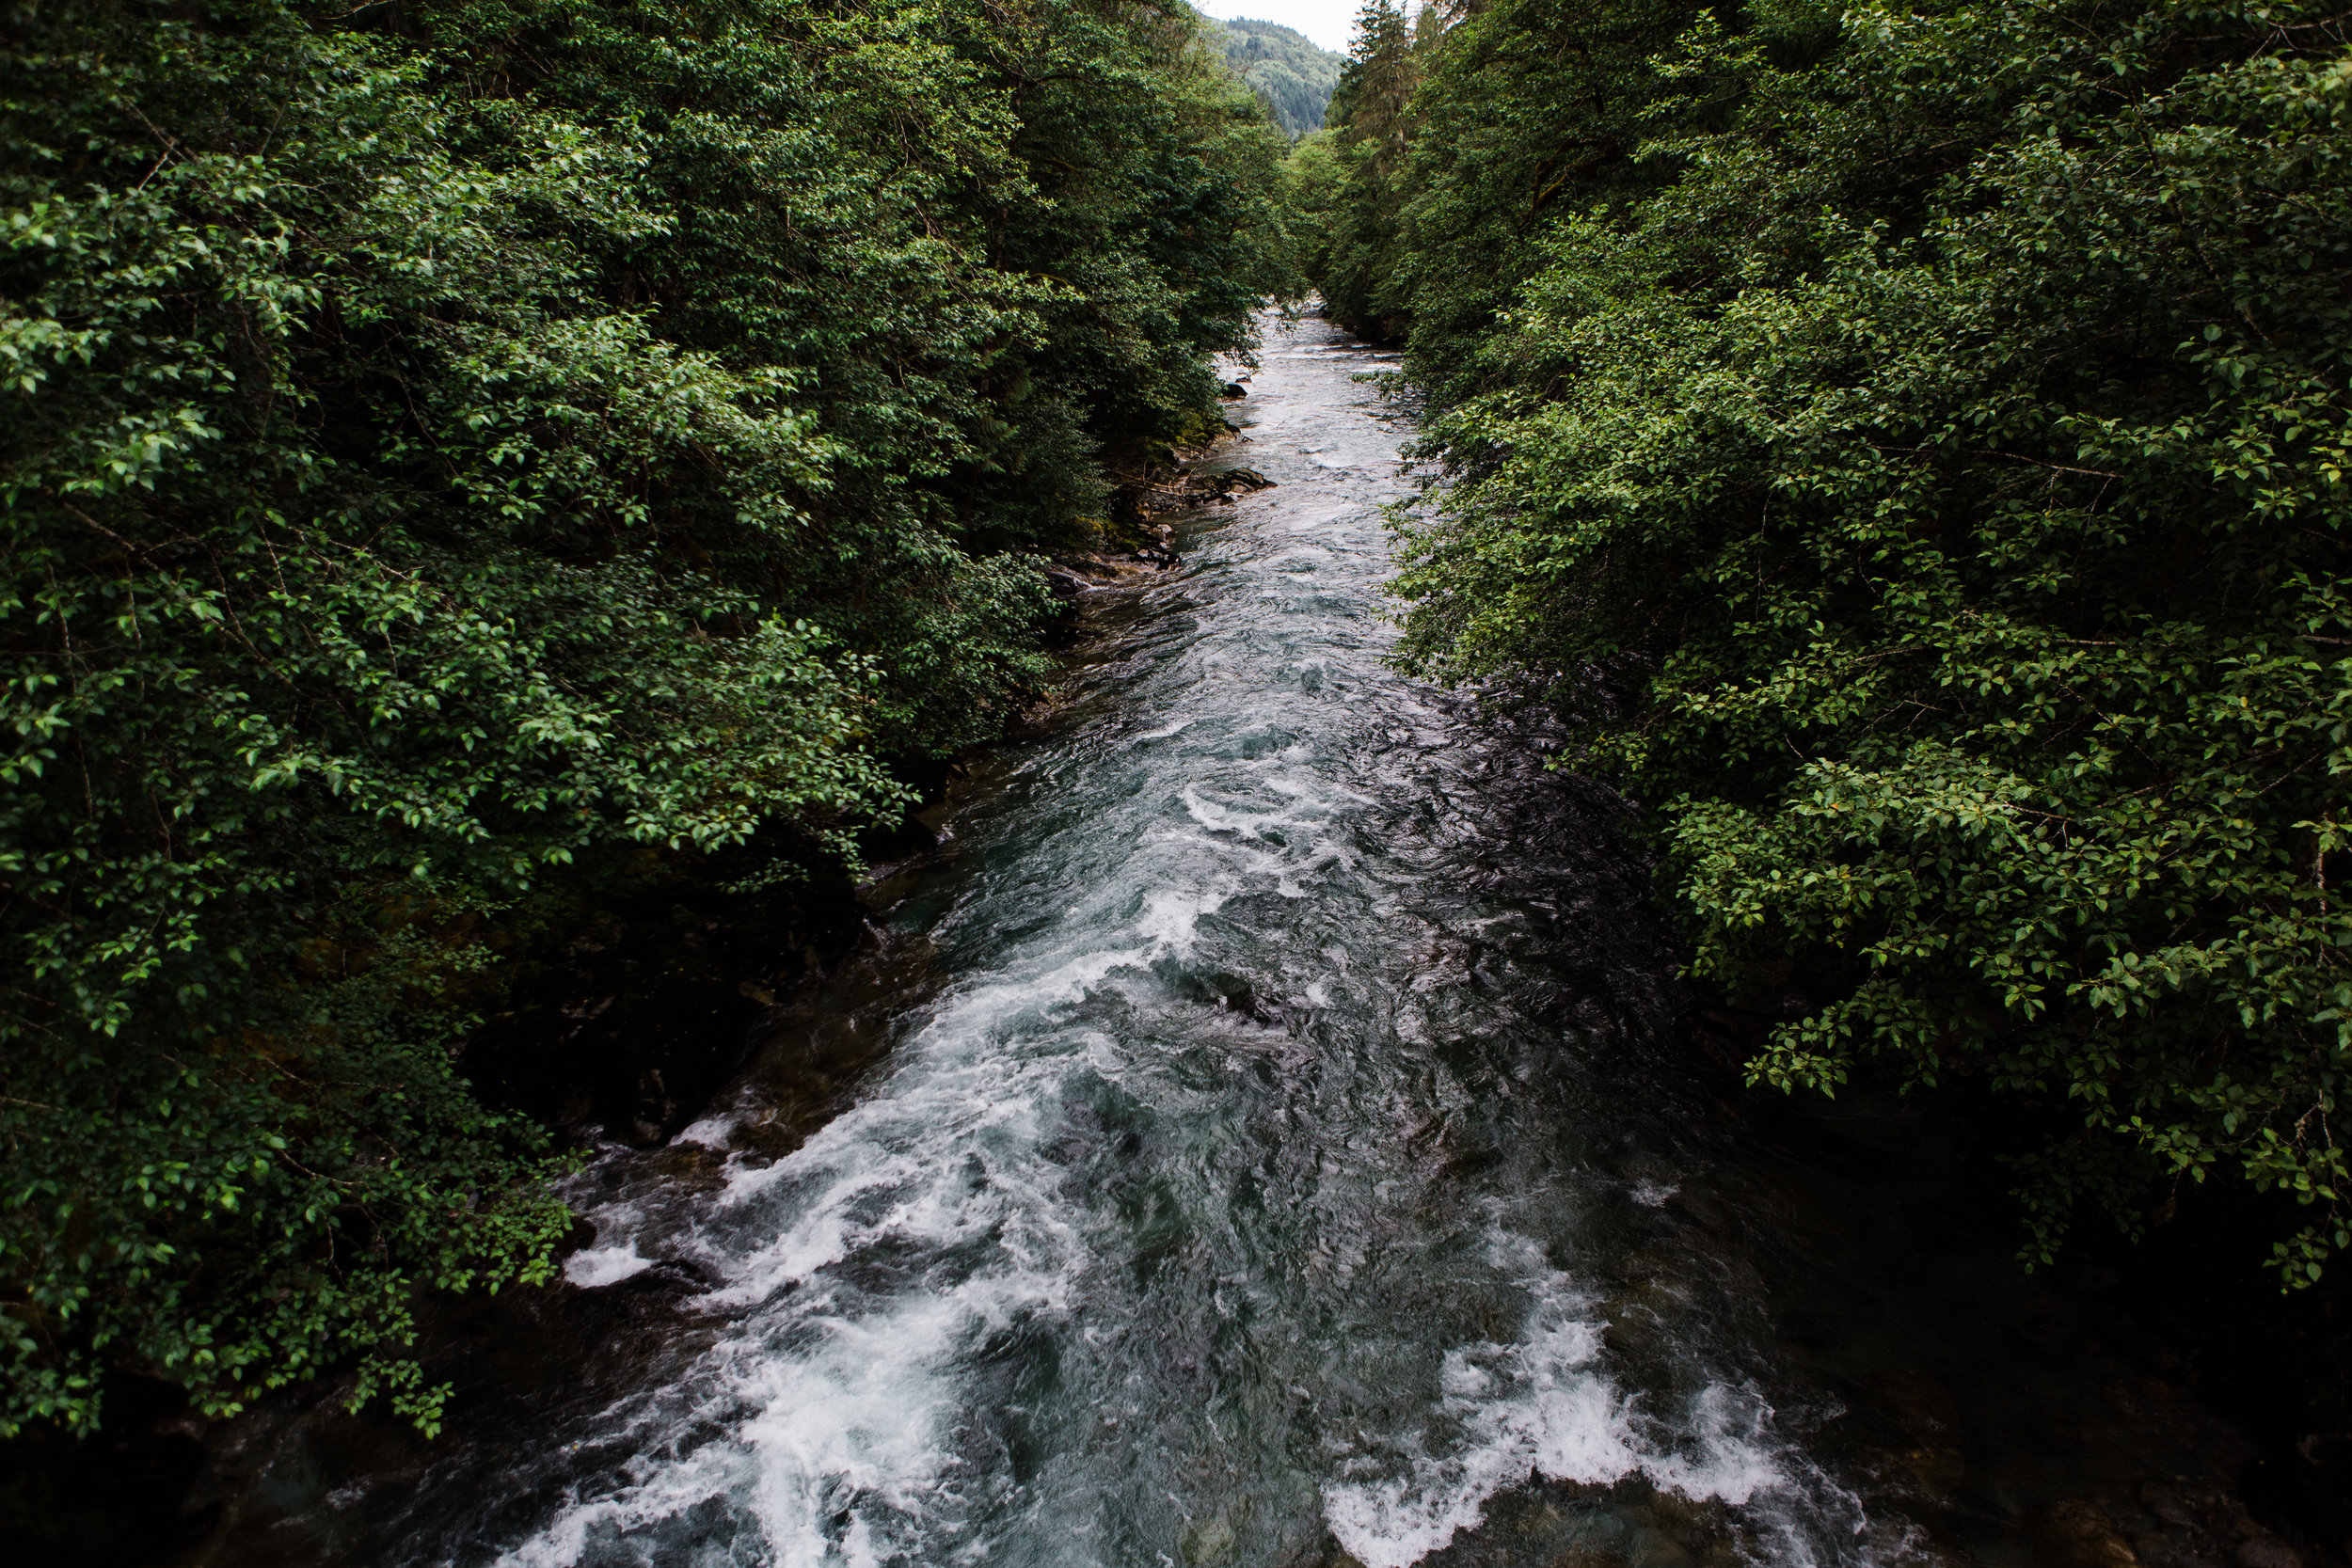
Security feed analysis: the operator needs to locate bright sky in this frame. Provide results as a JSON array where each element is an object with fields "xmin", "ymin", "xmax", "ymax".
[{"xmin": 1191, "ymin": 0, "xmax": 1365, "ymax": 55}]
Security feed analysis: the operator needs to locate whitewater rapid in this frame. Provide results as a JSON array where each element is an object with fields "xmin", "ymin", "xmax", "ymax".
[{"xmin": 338, "ymin": 314, "xmax": 1922, "ymax": 1568}]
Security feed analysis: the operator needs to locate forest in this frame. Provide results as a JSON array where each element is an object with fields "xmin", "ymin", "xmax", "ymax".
[
  {"xmin": 1300, "ymin": 0, "xmax": 2351, "ymax": 1291},
  {"xmin": 5, "ymin": 0, "xmax": 2350, "ymax": 1533},
  {"xmin": 1215, "ymin": 17, "xmax": 1347, "ymax": 135},
  {"xmin": 1, "ymin": 0, "xmax": 1296, "ymax": 1438}
]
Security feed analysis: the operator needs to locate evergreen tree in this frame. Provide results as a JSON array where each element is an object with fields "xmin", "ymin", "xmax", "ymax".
[{"xmin": 1310, "ymin": 0, "xmax": 2352, "ymax": 1283}]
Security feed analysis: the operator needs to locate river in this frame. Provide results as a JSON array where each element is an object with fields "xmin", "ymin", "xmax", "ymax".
[{"xmin": 200, "ymin": 312, "xmax": 2267, "ymax": 1568}]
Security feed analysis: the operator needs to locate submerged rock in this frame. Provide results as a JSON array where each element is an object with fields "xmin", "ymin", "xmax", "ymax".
[{"xmin": 2033, "ymin": 1499, "xmax": 2142, "ymax": 1566}]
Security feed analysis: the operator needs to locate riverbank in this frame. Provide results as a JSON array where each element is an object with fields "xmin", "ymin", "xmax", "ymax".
[
  {"xmin": 0, "ymin": 451, "xmax": 1232, "ymax": 1568},
  {"xmin": 12, "ymin": 314, "xmax": 2341, "ymax": 1568}
]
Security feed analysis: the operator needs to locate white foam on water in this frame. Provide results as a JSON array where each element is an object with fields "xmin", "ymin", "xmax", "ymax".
[
  {"xmin": 1269, "ymin": 768, "xmax": 1369, "ymax": 807},
  {"xmin": 560, "ymin": 1196, "xmax": 665, "ymax": 1290},
  {"xmin": 1159, "ymin": 794, "xmax": 1349, "ymax": 904},
  {"xmin": 506, "ymin": 1153, "xmax": 1082, "ymax": 1564},
  {"xmin": 1136, "ymin": 885, "xmax": 1227, "ymax": 952},
  {"xmin": 1176, "ymin": 783, "xmax": 1252, "ymax": 835},
  {"xmin": 563, "ymin": 1243, "xmax": 656, "ymax": 1290},
  {"xmin": 1322, "ymin": 1237, "xmax": 1789, "ymax": 1568},
  {"xmin": 472, "ymin": 317, "xmax": 1881, "ymax": 1568},
  {"xmin": 494, "ymin": 863, "xmax": 1262, "ymax": 1566},
  {"xmin": 671, "ymin": 1114, "xmax": 736, "ymax": 1149},
  {"xmin": 727, "ymin": 1273, "xmax": 1056, "ymax": 1568}
]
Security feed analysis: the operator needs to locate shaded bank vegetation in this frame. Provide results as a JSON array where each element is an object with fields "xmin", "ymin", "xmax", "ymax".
[
  {"xmin": 0, "ymin": 0, "xmax": 1297, "ymax": 1438},
  {"xmin": 1302, "ymin": 0, "xmax": 2352, "ymax": 1291}
]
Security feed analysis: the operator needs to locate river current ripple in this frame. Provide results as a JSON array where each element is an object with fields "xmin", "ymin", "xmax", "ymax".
[{"xmin": 385, "ymin": 314, "xmax": 1911, "ymax": 1568}]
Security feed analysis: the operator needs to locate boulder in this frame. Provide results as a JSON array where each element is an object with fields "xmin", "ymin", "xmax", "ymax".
[{"xmin": 2030, "ymin": 1499, "xmax": 2140, "ymax": 1566}]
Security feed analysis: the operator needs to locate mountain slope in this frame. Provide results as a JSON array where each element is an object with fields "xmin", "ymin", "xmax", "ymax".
[{"xmin": 1216, "ymin": 18, "xmax": 1344, "ymax": 136}]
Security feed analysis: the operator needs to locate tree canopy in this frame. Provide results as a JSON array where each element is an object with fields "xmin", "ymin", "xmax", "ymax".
[
  {"xmin": 1306, "ymin": 0, "xmax": 2352, "ymax": 1283},
  {"xmin": 1215, "ymin": 17, "xmax": 1348, "ymax": 135},
  {"xmin": 0, "ymin": 0, "xmax": 1298, "ymax": 1436}
]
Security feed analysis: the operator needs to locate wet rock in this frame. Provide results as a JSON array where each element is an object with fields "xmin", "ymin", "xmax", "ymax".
[
  {"xmin": 1628, "ymin": 1528, "xmax": 1696, "ymax": 1566},
  {"xmin": 2033, "ymin": 1499, "xmax": 2142, "ymax": 1565},
  {"xmin": 1042, "ymin": 552, "xmax": 1168, "ymax": 593},
  {"xmin": 2231, "ymin": 1531, "xmax": 2304, "ymax": 1568},
  {"xmin": 1640, "ymin": 1486, "xmax": 1737, "ymax": 1558},
  {"xmin": 612, "ymin": 1256, "xmax": 718, "ymax": 1310},
  {"xmin": 2240, "ymin": 1449, "xmax": 2352, "ymax": 1559},
  {"xmin": 1220, "ymin": 382, "xmax": 1248, "ymax": 399},
  {"xmin": 1183, "ymin": 1509, "xmax": 1237, "ymax": 1564},
  {"xmin": 1040, "ymin": 562, "xmax": 1092, "ymax": 601},
  {"xmin": 646, "ymin": 1139, "xmax": 728, "ymax": 1184},
  {"xmin": 2127, "ymin": 1531, "xmax": 2210, "ymax": 1568},
  {"xmin": 1899, "ymin": 1444, "xmax": 1968, "ymax": 1492},
  {"xmin": 1128, "ymin": 522, "xmax": 1181, "ymax": 567},
  {"xmin": 1877, "ymin": 1371, "xmax": 1963, "ymax": 1445},
  {"xmin": 1542, "ymin": 1550, "xmax": 1622, "ymax": 1568},
  {"xmin": 2142, "ymin": 1481, "xmax": 2211, "ymax": 1531}
]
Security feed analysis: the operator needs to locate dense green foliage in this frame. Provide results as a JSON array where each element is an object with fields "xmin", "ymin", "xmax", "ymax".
[
  {"xmin": 0, "ymin": 0, "xmax": 1296, "ymax": 1435},
  {"xmin": 1311, "ymin": 0, "xmax": 2352, "ymax": 1280},
  {"xmin": 1215, "ymin": 17, "xmax": 1346, "ymax": 135}
]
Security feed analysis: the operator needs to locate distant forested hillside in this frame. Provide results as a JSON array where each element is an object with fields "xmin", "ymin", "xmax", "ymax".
[{"xmin": 1216, "ymin": 18, "xmax": 1344, "ymax": 135}]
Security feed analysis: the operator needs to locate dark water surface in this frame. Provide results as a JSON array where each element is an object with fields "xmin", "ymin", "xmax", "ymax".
[{"xmin": 205, "ymin": 315, "xmax": 2266, "ymax": 1568}]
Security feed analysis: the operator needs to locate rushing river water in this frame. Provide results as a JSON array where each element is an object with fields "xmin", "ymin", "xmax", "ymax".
[{"xmin": 210, "ymin": 313, "xmax": 2266, "ymax": 1568}]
